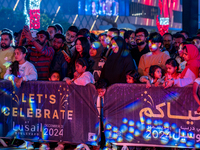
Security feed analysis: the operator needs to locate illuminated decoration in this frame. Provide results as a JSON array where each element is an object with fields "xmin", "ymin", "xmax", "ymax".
[
  {"xmin": 156, "ymin": 0, "xmax": 171, "ymax": 36},
  {"xmin": 29, "ymin": 0, "xmax": 41, "ymax": 29},
  {"xmin": 24, "ymin": 0, "xmax": 30, "ymax": 27}
]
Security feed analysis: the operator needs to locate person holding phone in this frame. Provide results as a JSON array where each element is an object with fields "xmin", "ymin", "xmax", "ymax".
[{"xmin": 19, "ymin": 26, "xmax": 54, "ymax": 80}]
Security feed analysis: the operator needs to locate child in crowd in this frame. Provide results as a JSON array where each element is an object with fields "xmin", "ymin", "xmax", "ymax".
[
  {"xmin": 64, "ymin": 58, "xmax": 95, "ymax": 86},
  {"xmin": 176, "ymin": 42, "xmax": 187, "ymax": 72},
  {"xmin": 193, "ymin": 78, "xmax": 200, "ymax": 113},
  {"xmin": 48, "ymin": 71, "xmax": 60, "ymax": 81},
  {"xmin": 140, "ymin": 65, "xmax": 164, "ymax": 88},
  {"xmin": 95, "ymin": 79, "xmax": 107, "ymax": 114},
  {"xmin": 164, "ymin": 58, "xmax": 180, "ymax": 81},
  {"xmin": 164, "ymin": 44, "xmax": 200, "ymax": 88},
  {"xmin": 89, "ymin": 41, "xmax": 105, "ymax": 82},
  {"xmin": 4, "ymin": 46, "xmax": 37, "ymax": 88},
  {"xmin": 126, "ymin": 70, "xmax": 139, "ymax": 83}
]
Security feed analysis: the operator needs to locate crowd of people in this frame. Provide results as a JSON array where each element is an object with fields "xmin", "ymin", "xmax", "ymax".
[{"xmin": 1, "ymin": 24, "xmax": 200, "ymax": 149}]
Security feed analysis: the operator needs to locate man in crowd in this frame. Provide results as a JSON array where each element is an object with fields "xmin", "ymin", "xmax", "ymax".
[
  {"xmin": 21, "ymin": 29, "xmax": 54, "ymax": 80},
  {"xmin": 98, "ymin": 33, "xmax": 107, "ymax": 49},
  {"xmin": 131, "ymin": 28, "xmax": 149, "ymax": 66},
  {"xmin": 192, "ymin": 36, "xmax": 200, "ymax": 51},
  {"xmin": 180, "ymin": 30, "xmax": 189, "ymax": 40},
  {"xmin": 47, "ymin": 25, "xmax": 57, "ymax": 47},
  {"xmin": 124, "ymin": 30, "xmax": 137, "ymax": 50},
  {"xmin": 138, "ymin": 32, "xmax": 170, "ymax": 76},
  {"xmin": 50, "ymin": 33, "xmax": 68, "ymax": 80},
  {"xmin": 163, "ymin": 33, "xmax": 177, "ymax": 58},
  {"xmin": 54, "ymin": 23, "xmax": 64, "ymax": 35},
  {"xmin": 0, "ymin": 31, "xmax": 15, "ymax": 78},
  {"xmin": 63, "ymin": 26, "xmax": 79, "ymax": 60},
  {"xmin": 174, "ymin": 33, "xmax": 186, "ymax": 52}
]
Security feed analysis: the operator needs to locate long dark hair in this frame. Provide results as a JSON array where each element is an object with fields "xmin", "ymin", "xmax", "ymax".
[{"xmin": 10, "ymin": 46, "xmax": 27, "ymax": 76}]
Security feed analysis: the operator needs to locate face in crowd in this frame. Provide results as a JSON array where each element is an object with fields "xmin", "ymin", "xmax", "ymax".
[
  {"xmin": 52, "ymin": 38, "xmax": 64, "ymax": 51},
  {"xmin": 75, "ymin": 40, "xmax": 83, "ymax": 54},
  {"xmin": 148, "ymin": 40, "xmax": 161, "ymax": 52},
  {"xmin": 110, "ymin": 39, "xmax": 119, "ymax": 53},
  {"xmin": 105, "ymin": 31, "xmax": 117, "ymax": 46},
  {"xmin": 129, "ymin": 33, "xmax": 136, "ymax": 46},
  {"xmin": 66, "ymin": 30, "xmax": 77, "ymax": 44},
  {"xmin": 0, "ymin": 34, "xmax": 12, "ymax": 49},
  {"xmin": 163, "ymin": 34, "xmax": 173, "ymax": 51},
  {"xmin": 174, "ymin": 37, "xmax": 184, "ymax": 51},
  {"xmin": 49, "ymin": 72, "xmax": 60, "ymax": 81},
  {"xmin": 192, "ymin": 38, "xmax": 200, "ymax": 50},
  {"xmin": 47, "ymin": 27, "xmax": 56, "ymax": 41},
  {"xmin": 135, "ymin": 32, "xmax": 146, "ymax": 46},
  {"xmin": 36, "ymin": 34, "xmax": 48, "ymax": 46},
  {"xmin": 98, "ymin": 35, "xmax": 107, "ymax": 48}
]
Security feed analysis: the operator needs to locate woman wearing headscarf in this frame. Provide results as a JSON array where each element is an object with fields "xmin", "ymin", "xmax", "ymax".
[
  {"xmin": 100, "ymin": 36, "xmax": 137, "ymax": 86},
  {"xmin": 89, "ymin": 41, "xmax": 105, "ymax": 82},
  {"xmin": 164, "ymin": 44, "xmax": 200, "ymax": 88}
]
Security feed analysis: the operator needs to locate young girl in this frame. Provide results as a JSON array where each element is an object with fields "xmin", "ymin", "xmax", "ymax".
[
  {"xmin": 4, "ymin": 46, "xmax": 37, "ymax": 87},
  {"xmin": 164, "ymin": 44, "xmax": 200, "ymax": 88},
  {"xmin": 65, "ymin": 58, "xmax": 95, "ymax": 86},
  {"xmin": 140, "ymin": 65, "xmax": 164, "ymax": 88},
  {"xmin": 89, "ymin": 41, "xmax": 105, "ymax": 82},
  {"xmin": 176, "ymin": 42, "xmax": 187, "ymax": 72},
  {"xmin": 126, "ymin": 70, "xmax": 139, "ymax": 83},
  {"xmin": 164, "ymin": 58, "xmax": 180, "ymax": 81}
]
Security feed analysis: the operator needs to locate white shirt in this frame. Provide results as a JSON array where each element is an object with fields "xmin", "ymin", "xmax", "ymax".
[
  {"xmin": 74, "ymin": 71, "xmax": 95, "ymax": 86},
  {"xmin": 4, "ymin": 61, "xmax": 37, "ymax": 81}
]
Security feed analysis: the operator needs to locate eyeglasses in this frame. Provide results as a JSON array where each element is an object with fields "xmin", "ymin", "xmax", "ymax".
[{"xmin": 136, "ymin": 34, "xmax": 145, "ymax": 38}]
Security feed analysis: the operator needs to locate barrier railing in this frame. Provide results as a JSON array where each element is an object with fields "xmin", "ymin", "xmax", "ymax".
[{"xmin": 0, "ymin": 80, "xmax": 200, "ymax": 148}]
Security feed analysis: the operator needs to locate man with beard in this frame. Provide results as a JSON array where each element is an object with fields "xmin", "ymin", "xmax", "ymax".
[
  {"xmin": 131, "ymin": 28, "xmax": 149, "ymax": 66},
  {"xmin": 124, "ymin": 30, "xmax": 137, "ymax": 50},
  {"xmin": 163, "ymin": 33, "xmax": 177, "ymax": 58},
  {"xmin": 174, "ymin": 33, "xmax": 186, "ymax": 52},
  {"xmin": 63, "ymin": 26, "xmax": 79, "ymax": 63},
  {"xmin": 47, "ymin": 25, "xmax": 57, "ymax": 47},
  {"xmin": 22, "ymin": 30, "xmax": 54, "ymax": 80},
  {"xmin": 0, "ymin": 31, "xmax": 15, "ymax": 78},
  {"xmin": 50, "ymin": 34, "xmax": 68, "ymax": 80}
]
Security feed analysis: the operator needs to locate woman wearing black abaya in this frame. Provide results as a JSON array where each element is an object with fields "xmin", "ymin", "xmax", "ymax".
[{"xmin": 100, "ymin": 36, "xmax": 137, "ymax": 86}]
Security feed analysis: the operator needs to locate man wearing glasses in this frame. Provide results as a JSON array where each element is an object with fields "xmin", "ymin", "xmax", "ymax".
[{"xmin": 131, "ymin": 28, "xmax": 150, "ymax": 66}]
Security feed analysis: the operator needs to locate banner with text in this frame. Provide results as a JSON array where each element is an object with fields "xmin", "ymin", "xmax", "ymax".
[
  {"xmin": 0, "ymin": 80, "xmax": 99, "ymax": 144},
  {"xmin": 103, "ymin": 84, "xmax": 200, "ymax": 148}
]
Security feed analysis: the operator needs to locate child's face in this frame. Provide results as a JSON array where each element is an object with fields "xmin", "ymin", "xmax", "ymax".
[
  {"xmin": 166, "ymin": 64, "xmax": 176, "ymax": 75},
  {"xmin": 126, "ymin": 75, "xmax": 134, "ymax": 84},
  {"xmin": 89, "ymin": 47, "xmax": 97, "ymax": 57},
  {"xmin": 154, "ymin": 68, "xmax": 162, "ymax": 79},
  {"xmin": 97, "ymin": 88, "xmax": 106, "ymax": 97},
  {"xmin": 75, "ymin": 63, "xmax": 86, "ymax": 74},
  {"xmin": 15, "ymin": 49, "xmax": 26, "ymax": 62},
  {"xmin": 49, "ymin": 72, "xmax": 60, "ymax": 81}
]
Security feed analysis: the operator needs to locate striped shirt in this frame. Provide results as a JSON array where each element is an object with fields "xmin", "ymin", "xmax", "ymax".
[{"xmin": 28, "ymin": 45, "xmax": 54, "ymax": 80}]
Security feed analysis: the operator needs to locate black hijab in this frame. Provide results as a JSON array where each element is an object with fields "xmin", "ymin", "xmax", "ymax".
[{"xmin": 100, "ymin": 36, "xmax": 136, "ymax": 85}]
